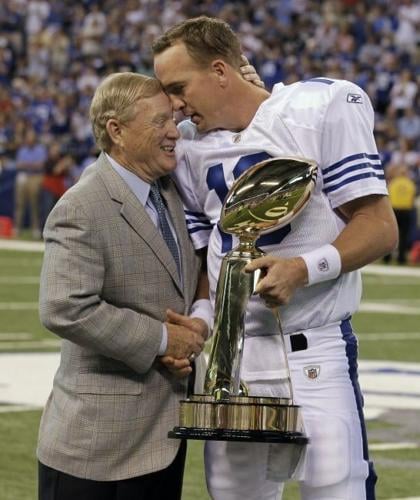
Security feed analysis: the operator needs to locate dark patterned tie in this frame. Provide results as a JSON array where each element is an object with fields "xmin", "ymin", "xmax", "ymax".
[{"xmin": 149, "ymin": 182, "xmax": 181, "ymax": 276}]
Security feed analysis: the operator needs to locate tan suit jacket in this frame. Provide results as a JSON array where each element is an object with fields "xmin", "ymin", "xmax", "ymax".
[{"xmin": 37, "ymin": 153, "xmax": 200, "ymax": 480}]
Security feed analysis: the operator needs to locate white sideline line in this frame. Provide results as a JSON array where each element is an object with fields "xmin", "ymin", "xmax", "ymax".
[
  {"xmin": 0, "ymin": 302, "xmax": 38, "ymax": 310},
  {"xmin": 370, "ymin": 442, "xmax": 419, "ymax": 451},
  {"xmin": 363, "ymin": 277, "xmax": 420, "ymax": 285},
  {"xmin": 1, "ymin": 331, "xmax": 417, "ymax": 346},
  {"xmin": 1, "ymin": 301, "xmax": 418, "ymax": 314},
  {"xmin": 363, "ymin": 264, "xmax": 420, "ymax": 277},
  {"xmin": 0, "ymin": 239, "xmax": 44, "ymax": 252},
  {"xmin": 359, "ymin": 332, "xmax": 420, "ymax": 341},
  {"xmin": 359, "ymin": 303, "xmax": 420, "ymax": 315},
  {"xmin": 0, "ymin": 339, "xmax": 60, "ymax": 349},
  {"xmin": 0, "ymin": 333, "xmax": 33, "ymax": 340}
]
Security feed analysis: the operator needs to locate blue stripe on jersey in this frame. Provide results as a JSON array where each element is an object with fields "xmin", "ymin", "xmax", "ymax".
[
  {"xmin": 188, "ymin": 225, "xmax": 212, "ymax": 235},
  {"xmin": 324, "ymin": 153, "xmax": 380, "ymax": 175},
  {"xmin": 232, "ymin": 151, "xmax": 272, "ymax": 178},
  {"xmin": 185, "ymin": 212, "xmax": 211, "ymax": 224},
  {"xmin": 324, "ymin": 172, "xmax": 385, "ymax": 194},
  {"xmin": 341, "ymin": 320, "xmax": 377, "ymax": 500},
  {"xmin": 185, "ymin": 209, "xmax": 209, "ymax": 219},
  {"xmin": 302, "ymin": 77, "xmax": 335, "ymax": 85},
  {"xmin": 217, "ymin": 224, "xmax": 292, "ymax": 254},
  {"xmin": 184, "ymin": 210, "xmax": 212, "ymax": 234},
  {"xmin": 323, "ymin": 161, "xmax": 383, "ymax": 184},
  {"xmin": 218, "ymin": 225, "xmax": 233, "ymax": 253}
]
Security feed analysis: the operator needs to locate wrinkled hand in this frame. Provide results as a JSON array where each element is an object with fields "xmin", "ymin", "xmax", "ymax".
[
  {"xmin": 244, "ymin": 256, "xmax": 308, "ymax": 307},
  {"xmin": 160, "ymin": 309, "xmax": 207, "ymax": 378},
  {"xmin": 159, "ymin": 356, "xmax": 192, "ymax": 378},
  {"xmin": 240, "ymin": 55, "xmax": 265, "ymax": 88}
]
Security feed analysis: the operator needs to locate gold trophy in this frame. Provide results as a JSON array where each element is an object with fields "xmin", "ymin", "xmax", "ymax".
[{"xmin": 170, "ymin": 157, "xmax": 317, "ymax": 478}]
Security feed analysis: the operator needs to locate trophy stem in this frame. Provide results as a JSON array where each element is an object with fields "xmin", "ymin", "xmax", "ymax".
[{"xmin": 204, "ymin": 239, "xmax": 263, "ymax": 400}]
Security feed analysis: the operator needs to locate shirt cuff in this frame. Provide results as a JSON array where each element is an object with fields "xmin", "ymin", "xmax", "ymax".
[
  {"xmin": 190, "ymin": 298, "xmax": 214, "ymax": 338},
  {"xmin": 158, "ymin": 324, "xmax": 168, "ymax": 356}
]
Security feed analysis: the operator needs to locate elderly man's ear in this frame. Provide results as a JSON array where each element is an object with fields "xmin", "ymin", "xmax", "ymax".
[
  {"xmin": 240, "ymin": 55, "xmax": 265, "ymax": 88},
  {"xmin": 106, "ymin": 119, "xmax": 122, "ymax": 146}
]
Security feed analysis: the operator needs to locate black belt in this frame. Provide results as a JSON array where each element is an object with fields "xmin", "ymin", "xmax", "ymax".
[{"xmin": 289, "ymin": 333, "xmax": 308, "ymax": 352}]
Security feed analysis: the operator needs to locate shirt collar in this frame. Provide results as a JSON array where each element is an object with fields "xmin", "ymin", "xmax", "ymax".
[{"xmin": 105, "ymin": 152, "xmax": 150, "ymax": 207}]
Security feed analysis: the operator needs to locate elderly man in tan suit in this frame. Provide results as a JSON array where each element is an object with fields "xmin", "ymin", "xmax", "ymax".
[{"xmin": 37, "ymin": 73, "xmax": 210, "ymax": 500}]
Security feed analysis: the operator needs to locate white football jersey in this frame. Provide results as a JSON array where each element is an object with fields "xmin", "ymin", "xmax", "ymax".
[{"xmin": 174, "ymin": 78, "xmax": 388, "ymax": 336}]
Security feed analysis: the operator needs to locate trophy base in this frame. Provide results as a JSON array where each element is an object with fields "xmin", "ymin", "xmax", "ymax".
[
  {"xmin": 169, "ymin": 426, "xmax": 308, "ymax": 444},
  {"xmin": 170, "ymin": 394, "xmax": 309, "ymax": 445}
]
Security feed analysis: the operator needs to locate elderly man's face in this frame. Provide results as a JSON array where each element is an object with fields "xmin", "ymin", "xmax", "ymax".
[
  {"xmin": 154, "ymin": 42, "xmax": 226, "ymax": 133},
  {"xmin": 117, "ymin": 91, "xmax": 180, "ymax": 181}
]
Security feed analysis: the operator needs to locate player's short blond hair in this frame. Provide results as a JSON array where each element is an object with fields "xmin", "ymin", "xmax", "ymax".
[
  {"xmin": 152, "ymin": 16, "xmax": 243, "ymax": 70},
  {"xmin": 90, "ymin": 72, "xmax": 162, "ymax": 151}
]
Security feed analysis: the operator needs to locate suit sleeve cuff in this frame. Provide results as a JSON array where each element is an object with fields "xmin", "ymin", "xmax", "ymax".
[{"xmin": 158, "ymin": 324, "xmax": 168, "ymax": 356}]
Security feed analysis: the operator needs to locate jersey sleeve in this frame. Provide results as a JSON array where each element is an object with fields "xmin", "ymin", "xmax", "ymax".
[
  {"xmin": 321, "ymin": 82, "xmax": 388, "ymax": 208},
  {"xmin": 173, "ymin": 139, "xmax": 212, "ymax": 250}
]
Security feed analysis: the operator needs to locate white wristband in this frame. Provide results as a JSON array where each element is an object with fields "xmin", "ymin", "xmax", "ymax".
[
  {"xmin": 300, "ymin": 244, "xmax": 342, "ymax": 286},
  {"xmin": 190, "ymin": 298, "xmax": 214, "ymax": 338}
]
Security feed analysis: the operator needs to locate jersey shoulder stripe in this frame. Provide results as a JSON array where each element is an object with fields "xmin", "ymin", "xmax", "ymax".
[
  {"xmin": 324, "ymin": 160, "xmax": 383, "ymax": 184},
  {"xmin": 324, "ymin": 153, "xmax": 380, "ymax": 174},
  {"xmin": 323, "ymin": 152, "xmax": 385, "ymax": 196},
  {"xmin": 324, "ymin": 171, "xmax": 385, "ymax": 194},
  {"xmin": 301, "ymin": 77, "xmax": 335, "ymax": 85},
  {"xmin": 184, "ymin": 209, "xmax": 212, "ymax": 236}
]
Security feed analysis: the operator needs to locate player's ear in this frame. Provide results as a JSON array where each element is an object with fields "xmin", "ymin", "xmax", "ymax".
[{"xmin": 211, "ymin": 59, "xmax": 229, "ymax": 88}]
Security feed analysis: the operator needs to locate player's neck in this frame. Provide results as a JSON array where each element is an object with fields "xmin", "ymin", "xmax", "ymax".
[{"xmin": 228, "ymin": 86, "xmax": 270, "ymax": 132}]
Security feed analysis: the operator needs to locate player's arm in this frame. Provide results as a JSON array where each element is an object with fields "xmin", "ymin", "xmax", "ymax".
[
  {"xmin": 245, "ymin": 194, "xmax": 397, "ymax": 306},
  {"xmin": 332, "ymin": 194, "xmax": 397, "ymax": 272}
]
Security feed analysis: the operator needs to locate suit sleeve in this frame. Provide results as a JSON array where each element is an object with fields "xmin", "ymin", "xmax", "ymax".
[{"xmin": 39, "ymin": 199, "xmax": 163, "ymax": 374}]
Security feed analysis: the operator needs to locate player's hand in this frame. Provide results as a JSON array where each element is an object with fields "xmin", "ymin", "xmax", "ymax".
[
  {"xmin": 164, "ymin": 309, "xmax": 206, "ymax": 360},
  {"xmin": 240, "ymin": 55, "xmax": 265, "ymax": 88},
  {"xmin": 159, "ymin": 356, "xmax": 192, "ymax": 378},
  {"xmin": 244, "ymin": 256, "xmax": 308, "ymax": 306}
]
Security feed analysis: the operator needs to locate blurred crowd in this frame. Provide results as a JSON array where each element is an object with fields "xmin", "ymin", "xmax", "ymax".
[{"xmin": 0, "ymin": 0, "xmax": 419, "ymax": 259}]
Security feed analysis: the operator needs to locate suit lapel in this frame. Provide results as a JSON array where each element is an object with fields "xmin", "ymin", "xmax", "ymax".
[{"xmin": 97, "ymin": 154, "xmax": 183, "ymax": 295}]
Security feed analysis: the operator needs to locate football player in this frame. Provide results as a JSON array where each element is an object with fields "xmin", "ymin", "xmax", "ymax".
[{"xmin": 153, "ymin": 16, "xmax": 398, "ymax": 500}]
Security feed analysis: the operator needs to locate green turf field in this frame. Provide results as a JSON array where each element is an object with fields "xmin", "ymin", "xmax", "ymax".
[{"xmin": 0, "ymin": 247, "xmax": 419, "ymax": 499}]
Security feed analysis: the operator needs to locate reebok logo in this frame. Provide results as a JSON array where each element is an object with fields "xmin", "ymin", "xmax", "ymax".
[{"xmin": 347, "ymin": 93, "xmax": 363, "ymax": 104}]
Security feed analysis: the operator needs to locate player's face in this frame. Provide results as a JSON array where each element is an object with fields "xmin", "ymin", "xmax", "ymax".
[
  {"xmin": 114, "ymin": 92, "xmax": 180, "ymax": 181},
  {"xmin": 154, "ymin": 42, "xmax": 226, "ymax": 133}
]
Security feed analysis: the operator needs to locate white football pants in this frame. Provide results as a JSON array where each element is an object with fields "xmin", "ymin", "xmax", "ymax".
[{"xmin": 204, "ymin": 320, "xmax": 376, "ymax": 500}]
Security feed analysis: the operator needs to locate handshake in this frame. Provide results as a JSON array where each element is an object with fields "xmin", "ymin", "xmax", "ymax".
[{"xmin": 159, "ymin": 309, "xmax": 209, "ymax": 378}]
